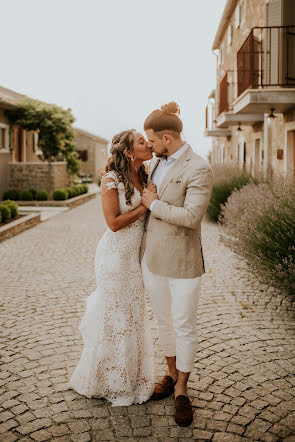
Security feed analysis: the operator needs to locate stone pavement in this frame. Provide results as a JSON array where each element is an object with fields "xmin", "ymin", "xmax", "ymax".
[
  {"xmin": 18, "ymin": 207, "xmax": 69, "ymax": 222},
  {"xmin": 0, "ymin": 196, "xmax": 294, "ymax": 442}
]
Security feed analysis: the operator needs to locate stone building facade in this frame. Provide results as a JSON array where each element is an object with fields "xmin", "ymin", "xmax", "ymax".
[
  {"xmin": 74, "ymin": 128, "xmax": 108, "ymax": 181},
  {"xmin": 0, "ymin": 87, "xmax": 42, "ymax": 198},
  {"xmin": 0, "ymin": 86, "xmax": 108, "ymax": 198},
  {"xmin": 205, "ymin": 0, "xmax": 295, "ymax": 182}
]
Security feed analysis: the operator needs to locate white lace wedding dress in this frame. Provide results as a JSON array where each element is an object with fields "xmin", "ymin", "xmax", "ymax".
[{"xmin": 69, "ymin": 171, "xmax": 154, "ymax": 406}]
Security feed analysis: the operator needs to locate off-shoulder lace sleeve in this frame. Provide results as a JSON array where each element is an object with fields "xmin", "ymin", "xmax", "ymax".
[{"xmin": 101, "ymin": 171, "xmax": 119, "ymax": 195}]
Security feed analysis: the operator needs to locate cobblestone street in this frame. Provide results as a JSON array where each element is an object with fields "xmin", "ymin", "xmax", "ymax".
[{"xmin": 0, "ymin": 196, "xmax": 295, "ymax": 442}]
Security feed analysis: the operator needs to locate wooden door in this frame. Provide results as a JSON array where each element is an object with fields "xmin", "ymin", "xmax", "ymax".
[{"xmin": 286, "ymin": 130, "xmax": 295, "ymax": 183}]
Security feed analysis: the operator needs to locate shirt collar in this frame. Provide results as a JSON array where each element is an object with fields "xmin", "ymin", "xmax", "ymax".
[{"xmin": 158, "ymin": 143, "xmax": 189, "ymax": 164}]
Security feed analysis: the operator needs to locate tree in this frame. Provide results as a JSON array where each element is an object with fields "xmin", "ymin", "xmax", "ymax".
[{"xmin": 6, "ymin": 98, "xmax": 81, "ymax": 174}]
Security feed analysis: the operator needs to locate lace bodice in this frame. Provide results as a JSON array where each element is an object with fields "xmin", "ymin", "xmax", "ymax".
[{"xmin": 101, "ymin": 170, "xmax": 143, "ymax": 214}]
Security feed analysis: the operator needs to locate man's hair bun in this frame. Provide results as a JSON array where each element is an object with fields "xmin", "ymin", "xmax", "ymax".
[
  {"xmin": 160, "ymin": 102, "xmax": 180, "ymax": 115},
  {"xmin": 144, "ymin": 102, "xmax": 182, "ymax": 133}
]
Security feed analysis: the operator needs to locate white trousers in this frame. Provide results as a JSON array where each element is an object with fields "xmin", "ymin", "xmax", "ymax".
[{"xmin": 142, "ymin": 254, "xmax": 201, "ymax": 373}]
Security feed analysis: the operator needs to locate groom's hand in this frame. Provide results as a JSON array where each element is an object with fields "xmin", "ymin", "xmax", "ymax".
[{"xmin": 142, "ymin": 188, "xmax": 158, "ymax": 209}]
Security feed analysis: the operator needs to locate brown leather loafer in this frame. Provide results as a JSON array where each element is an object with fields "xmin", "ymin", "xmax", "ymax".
[
  {"xmin": 174, "ymin": 395, "xmax": 193, "ymax": 426},
  {"xmin": 151, "ymin": 375, "xmax": 177, "ymax": 400}
]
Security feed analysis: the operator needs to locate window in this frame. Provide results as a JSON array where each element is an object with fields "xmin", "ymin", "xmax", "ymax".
[
  {"xmin": 227, "ymin": 25, "xmax": 233, "ymax": 46},
  {"xmin": 241, "ymin": 0, "xmax": 246, "ymax": 24},
  {"xmin": 0, "ymin": 128, "xmax": 5, "ymax": 148},
  {"xmin": 77, "ymin": 150, "xmax": 88, "ymax": 162},
  {"xmin": 0, "ymin": 124, "xmax": 9, "ymax": 151},
  {"xmin": 235, "ymin": 4, "xmax": 241, "ymax": 28},
  {"xmin": 32, "ymin": 132, "xmax": 35, "ymax": 152},
  {"xmin": 32, "ymin": 131, "xmax": 39, "ymax": 152}
]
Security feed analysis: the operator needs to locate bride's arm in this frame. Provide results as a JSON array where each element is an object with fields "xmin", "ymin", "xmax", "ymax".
[{"xmin": 101, "ymin": 177, "xmax": 147, "ymax": 232}]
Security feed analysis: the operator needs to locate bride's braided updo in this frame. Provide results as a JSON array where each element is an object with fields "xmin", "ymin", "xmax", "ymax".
[{"xmin": 103, "ymin": 129, "xmax": 147, "ymax": 205}]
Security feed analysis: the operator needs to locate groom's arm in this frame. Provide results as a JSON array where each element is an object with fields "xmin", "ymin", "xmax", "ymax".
[{"xmin": 147, "ymin": 167, "xmax": 213, "ymax": 230}]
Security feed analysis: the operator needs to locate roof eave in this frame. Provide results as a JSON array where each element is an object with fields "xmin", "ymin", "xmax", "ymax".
[
  {"xmin": 212, "ymin": 0, "xmax": 238, "ymax": 50},
  {"xmin": 74, "ymin": 127, "xmax": 109, "ymax": 144}
]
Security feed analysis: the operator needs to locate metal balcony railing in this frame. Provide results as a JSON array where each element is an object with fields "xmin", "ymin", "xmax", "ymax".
[{"xmin": 237, "ymin": 26, "xmax": 295, "ymax": 96}]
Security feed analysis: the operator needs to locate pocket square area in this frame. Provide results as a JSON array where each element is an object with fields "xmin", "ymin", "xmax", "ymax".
[
  {"xmin": 169, "ymin": 178, "xmax": 185, "ymax": 184},
  {"xmin": 170, "ymin": 178, "xmax": 185, "ymax": 184}
]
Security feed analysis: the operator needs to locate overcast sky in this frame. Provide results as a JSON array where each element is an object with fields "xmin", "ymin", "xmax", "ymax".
[{"xmin": 1, "ymin": 0, "xmax": 226, "ymax": 159}]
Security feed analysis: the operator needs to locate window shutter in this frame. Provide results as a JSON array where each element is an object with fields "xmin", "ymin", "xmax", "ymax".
[
  {"xmin": 267, "ymin": 0, "xmax": 282, "ymax": 26},
  {"xmin": 227, "ymin": 26, "xmax": 233, "ymax": 46},
  {"xmin": 267, "ymin": 0, "xmax": 282, "ymax": 85}
]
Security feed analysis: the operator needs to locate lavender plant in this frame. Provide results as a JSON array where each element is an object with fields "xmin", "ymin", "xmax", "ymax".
[
  {"xmin": 221, "ymin": 177, "xmax": 295, "ymax": 296},
  {"xmin": 207, "ymin": 166, "xmax": 254, "ymax": 222}
]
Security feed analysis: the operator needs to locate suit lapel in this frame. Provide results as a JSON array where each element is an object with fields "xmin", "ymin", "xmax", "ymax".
[
  {"xmin": 158, "ymin": 146, "xmax": 193, "ymax": 199},
  {"xmin": 148, "ymin": 157, "xmax": 160, "ymax": 183}
]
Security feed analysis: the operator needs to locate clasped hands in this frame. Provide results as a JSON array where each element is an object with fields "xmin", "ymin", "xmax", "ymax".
[{"xmin": 142, "ymin": 182, "xmax": 158, "ymax": 209}]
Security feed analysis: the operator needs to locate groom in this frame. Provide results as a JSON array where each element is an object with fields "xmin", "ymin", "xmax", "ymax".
[{"xmin": 140, "ymin": 102, "xmax": 213, "ymax": 426}]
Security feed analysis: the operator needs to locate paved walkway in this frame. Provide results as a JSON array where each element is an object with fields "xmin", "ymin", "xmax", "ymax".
[{"xmin": 0, "ymin": 197, "xmax": 294, "ymax": 442}]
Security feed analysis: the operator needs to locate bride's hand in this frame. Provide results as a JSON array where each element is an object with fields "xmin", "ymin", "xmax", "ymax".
[{"xmin": 146, "ymin": 182, "xmax": 157, "ymax": 194}]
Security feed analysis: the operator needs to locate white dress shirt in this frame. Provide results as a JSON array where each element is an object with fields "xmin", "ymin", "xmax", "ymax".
[{"xmin": 149, "ymin": 143, "xmax": 189, "ymax": 211}]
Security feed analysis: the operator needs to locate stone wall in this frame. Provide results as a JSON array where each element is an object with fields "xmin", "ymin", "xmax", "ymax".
[{"xmin": 8, "ymin": 162, "xmax": 70, "ymax": 198}]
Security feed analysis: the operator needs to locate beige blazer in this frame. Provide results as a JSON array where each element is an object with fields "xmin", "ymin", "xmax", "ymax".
[{"xmin": 140, "ymin": 145, "xmax": 213, "ymax": 279}]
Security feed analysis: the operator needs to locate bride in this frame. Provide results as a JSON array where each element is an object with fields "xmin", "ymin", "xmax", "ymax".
[{"xmin": 69, "ymin": 129, "xmax": 156, "ymax": 406}]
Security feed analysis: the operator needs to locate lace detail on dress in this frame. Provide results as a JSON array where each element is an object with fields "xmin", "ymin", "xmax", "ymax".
[
  {"xmin": 100, "ymin": 171, "xmax": 119, "ymax": 194},
  {"xmin": 69, "ymin": 170, "xmax": 154, "ymax": 406}
]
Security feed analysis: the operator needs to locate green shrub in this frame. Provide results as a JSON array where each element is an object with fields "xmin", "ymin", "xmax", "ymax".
[
  {"xmin": 77, "ymin": 185, "xmax": 84, "ymax": 195},
  {"xmin": 71, "ymin": 187, "xmax": 79, "ymax": 197},
  {"xmin": 0, "ymin": 212, "xmax": 1, "ymax": 223},
  {"xmin": 3, "ymin": 200, "xmax": 18, "ymax": 218},
  {"xmin": 20, "ymin": 190, "xmax": 33, "ymax": 201},
  {"xmin": 221, "ymin": 177, "xmax": 295, "ymax": 296},
  {"xmin": 28, "ymin": 188, "xmax": 37, "ymax": 199},
  {"xmin": 68, "ymin": 187, "xmax": 75, "ymax": 197},
  {"xmin": 35, "ymin": 190, "xmax": 49, "ymax": 201},
  {"xmin": 66, "ymin": 187, "xmax": 74, "ymax": 198},
  {"xmin": 73, "ymin": 186, "xmax": 81, "ymax": 196},
  {"xmin": 0, "ymin": 204, "xmax": 11, "ymax": 222},
  {"xmin": 82, "ymin": 184, "xmax": 89, "ymax": 193},
  {"xmin": 53, "ymin": 189, "xmax": 68, "ymax": 200},
  {"xmin": 207, "ymin": 166, "xmax": 254, "ymax": 222},
  {"xmin": 3, "ymin": 189, "xmax": 21, "ymax": 200}
]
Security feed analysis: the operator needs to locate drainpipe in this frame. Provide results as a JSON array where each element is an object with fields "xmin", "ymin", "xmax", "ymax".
[
  {"xmin": 263, "ymin": 113, "xmax": 269, "ymax": 179},
  {"xmin": 212, "ymin": 49, "xmax": 219, "ymax": 121},
  {"xmin": 212, "ymin": 49, "xmax": 219, "ymax": 165}
]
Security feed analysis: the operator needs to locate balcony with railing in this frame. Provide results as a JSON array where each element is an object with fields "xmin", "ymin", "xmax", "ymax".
[
  {"xmin": 234, "ymin": 26, "xmax": 295, "ymax": 114},
  {"xmin": 215, "ymin": 26, "xmax": 295, "ymax": 127},
  {"xmin": 216, "ymin": 71, "xmax": 264, "ymax": 128}
]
